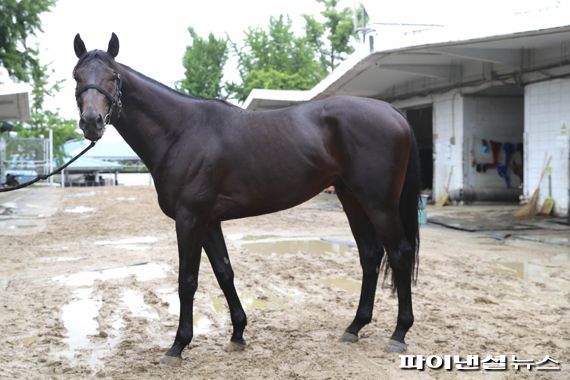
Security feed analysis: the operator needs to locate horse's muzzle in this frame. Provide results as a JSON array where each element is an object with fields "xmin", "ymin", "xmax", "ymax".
[{"xmin": 79, "ymin": 109, "xmax": 105, "ymax": 141}]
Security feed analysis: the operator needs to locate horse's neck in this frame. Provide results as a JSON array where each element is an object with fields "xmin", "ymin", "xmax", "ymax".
[{"xmin": 113, "ymin": 67, "xmax": 190, "ymax": 173}]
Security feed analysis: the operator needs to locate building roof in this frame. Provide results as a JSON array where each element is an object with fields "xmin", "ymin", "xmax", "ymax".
[{"xmin": 244, "ymin": 12, "xmax": 570, "ymax": 110}]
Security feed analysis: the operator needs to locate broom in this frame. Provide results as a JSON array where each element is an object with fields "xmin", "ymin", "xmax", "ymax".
[
  {"xmin": 539, "ymin": 165, "xmax": 555, "ymax": 216},
  {"xmin": 435, "ymin": 166, "xmax": 453, "ymax": 207},
  {"xmin": 515, "ymin": 155, "xmax": 551, "ymax": 218}
]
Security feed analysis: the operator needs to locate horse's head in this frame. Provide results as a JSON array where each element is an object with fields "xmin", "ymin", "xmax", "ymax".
[{"xmin": 73, "ymin": 33, "xmax": 122, "ymax": 141}]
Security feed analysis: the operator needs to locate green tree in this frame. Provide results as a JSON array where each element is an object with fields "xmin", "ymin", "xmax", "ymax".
[
  {"xmin": 177, "ymin": 0, "xmax": 361, "ymax": 104},
  {"xmin": 0, "ymin": 0, "xmax": 80, "ymax": 162},
  {"xmin": 0, "ymin": 0, "xmax": 56, "ymax": 81},
  {"xmin": 227, "ymin": 15, "xmax": 324, "ymax": 102},
  {"xmin": 227, "ymin": 1, "xmax": 360, "ymax": 102},
  {"xmin": 176, "ymin": 27, "xmax": 228, "ymax": 98},
  {"xmin": 304, "ymin": 0, "xmax": 358, "ymax": 72},
  {"xmin": 15, "ymin": 50, "xmax": 81, "ymax": 162}
]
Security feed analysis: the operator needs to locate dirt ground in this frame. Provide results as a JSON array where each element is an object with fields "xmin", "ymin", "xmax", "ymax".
[{"xmin": 0, "ymin": 186, "xmax": 568, "ymax": 379}]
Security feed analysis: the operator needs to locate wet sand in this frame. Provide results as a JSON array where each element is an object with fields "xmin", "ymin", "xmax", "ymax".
[{"xmin": 0, "ymin": 186, "xmax": 568, "ymax": 379}]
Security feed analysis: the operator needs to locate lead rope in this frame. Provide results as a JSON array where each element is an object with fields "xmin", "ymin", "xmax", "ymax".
[{"xmin": 0, "ymin": 141, "xmax": 96, "ymax": 192}]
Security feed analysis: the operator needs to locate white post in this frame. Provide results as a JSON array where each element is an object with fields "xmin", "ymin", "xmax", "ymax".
[
  {"xmin": 48, "ymin": 129, "xmax": 54, "ymax": 184},
  {"xmin": 0, "ymin": 136, "xmax": 5, "ymax": 183}
]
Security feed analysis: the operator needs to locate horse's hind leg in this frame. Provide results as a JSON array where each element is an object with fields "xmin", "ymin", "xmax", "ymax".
[
  {"xmin": 366, "ymin": 207, "xmax": 415, "ymax": 353},
  {"xmin": 336, "ymin": 184, "xmax": 384, "ymax": 343},
  {"xmin": 202, "ymin": 222, "xmax": 248, "ymax": 352}
]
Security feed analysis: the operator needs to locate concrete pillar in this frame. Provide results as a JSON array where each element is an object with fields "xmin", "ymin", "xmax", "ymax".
[{"xmin": 524, "ymin": 79, "xmax": 570, "ymax": 217}]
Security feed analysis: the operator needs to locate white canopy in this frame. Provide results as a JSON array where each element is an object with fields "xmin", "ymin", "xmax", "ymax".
[{"xmin": 0, "ymin": 82, "xmax": 31, "ymax": 122}]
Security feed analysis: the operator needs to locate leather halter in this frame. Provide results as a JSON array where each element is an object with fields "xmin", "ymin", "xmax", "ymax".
[{"xmin": 75, "ymin": 73, "xmax": 122, "ymax": 124}]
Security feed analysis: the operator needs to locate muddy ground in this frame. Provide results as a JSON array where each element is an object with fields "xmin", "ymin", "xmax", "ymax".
[{"xmin": 0, "ymin": 186, "xmax": 569, "ymax": 379}]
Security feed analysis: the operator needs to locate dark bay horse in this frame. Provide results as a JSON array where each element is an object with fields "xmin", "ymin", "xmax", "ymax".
[{"xmin": 72, "ymin": 33, "xmax": 420, "ymax": 366}]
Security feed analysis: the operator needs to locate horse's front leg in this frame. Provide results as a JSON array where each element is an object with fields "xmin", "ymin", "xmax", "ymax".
[{"xmin": 161, "ymin": 208, "xmax": 206, "ymax": 367}]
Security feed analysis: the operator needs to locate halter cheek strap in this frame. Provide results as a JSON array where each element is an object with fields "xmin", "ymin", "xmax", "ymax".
[{"xmin": 75, "ymin": 73, "xmax": 122, "ymax": 124}]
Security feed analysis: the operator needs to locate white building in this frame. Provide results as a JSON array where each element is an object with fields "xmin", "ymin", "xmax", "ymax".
[{"xmin": 243, "ymin": 8, "xmax": 570, "ymax": 217}]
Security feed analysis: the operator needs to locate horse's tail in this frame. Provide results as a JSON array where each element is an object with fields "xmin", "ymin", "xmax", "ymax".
[{"xmin": 397, "ymin": 123, "xmax": 421, "ymax": 288}]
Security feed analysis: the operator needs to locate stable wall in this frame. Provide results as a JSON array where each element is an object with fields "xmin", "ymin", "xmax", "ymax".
[{"xmin": 524, "ymin": 79, "xmax": 570, "ymax": 216}]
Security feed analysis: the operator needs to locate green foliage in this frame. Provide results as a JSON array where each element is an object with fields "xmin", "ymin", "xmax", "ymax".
[
  {"xmin": 304, "ymin": 0, "xmax": 357, "ymax": 72},
  {"xmin": 178, "ymin": 0, "xmax": 360, "ymax": 103},
  {"xmin": 176, "ymin": 27, "xmax": 228, "ymax": 98},
  {"xmin": 0, "ymin": 1, "xmax": 80, "ymax": 162},
  {"xmin": 12, "ymin": 48, "xmax": 79, "ymax": 162},
  {"xmin": 227, "ymin": 15, "xmax": 325, "ymax": 102},
  {"xmin": 0, "ymin": 0, "xmax": 56, "ymax": 82}
]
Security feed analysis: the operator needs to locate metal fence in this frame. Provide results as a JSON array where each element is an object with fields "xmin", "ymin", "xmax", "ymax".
[{"xmin": 0, "ymin": 135, "xmax": 51, "ymax": 185}]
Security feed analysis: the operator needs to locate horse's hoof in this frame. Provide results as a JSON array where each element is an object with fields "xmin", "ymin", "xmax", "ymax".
[
  {"xmin": 225, "ymin": 339, "xmax": 247, "ymax": 352},
  {"xmin": 339, "ymin": 332, "xmax": 359, "ymax": 343},
  {"xmin": 385, "ymin": 339, "xmax": 407, "ymax": 353},
  {"xmin": 160, "ymin": 355, "xmax": 182, "ymax": 367}
]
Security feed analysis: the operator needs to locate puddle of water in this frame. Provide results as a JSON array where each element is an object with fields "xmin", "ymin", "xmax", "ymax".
[
  {"xmin": 60, "ymin": 288, "xmax": 102, "ymax": 359},
  {"xmin": 239, "ymin": 239, "xmax": 353, "ymax": 256},
  {"xmin": 155, "ymin": 289, "xmax": 217, "ymax": 334},
  {"xmin": 320, "ymin": 277, "xmax": 361, "ymax": 293},
  {"xmin": 94, "ymin": 236, "xmax": 159, "ymax": 251},
  {"xmin": 1, "ymin": 202, "xmax": 17, "ymax": 209},
  {"xmin": 492, "ymin": 252, "xmax": 569, "ymax": 283},
  {"xmin": 37, "ymin": 256, "xmax": 82, "ymax": 263},
  {"xmin": 64, "ymin": 206, "xmax": 95, "ymax": 214},
  {"xmin": 121, "ymin": 289, "xmax": 159, "ymax": 319},
  {"xmin": 210, "ymin": 294, "xmax": 226, "ymax": 314},
  {"xmin": 116, "ymin": 196, "xmax": 136, "ymax": 201},
  {"xmin": 55, "ymin": 262, "xmax": 170, "ymax": 369},
  {"xmin": 68, "ymin": 191, "xmax": 96, "ymax": 198},
  {"xmin": 241, "ymin": 289, "xmax": 285, "ymax": 310},
  {"xmin": 156, "ymin": 288, "xmax": 179, "ymax": 315},
  {"xmin": 54, "ymin": 262, "xmax": 169, "ymax": 287},
  {"xmin": 15, "ymin": 224, "xmax": 36, "ymax": 229},
  {"xmin": 194, "ymin": 311, "xmax": 213, "ymax": 335}
]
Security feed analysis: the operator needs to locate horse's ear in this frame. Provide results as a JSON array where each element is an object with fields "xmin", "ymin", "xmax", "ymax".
[
  {"xmin": 107, "ymin": 33, "xmax": 119, "ymax": 58},
  {"xmin": 74, "ymin": 34, "xmax": 87, "ymax": 58}
]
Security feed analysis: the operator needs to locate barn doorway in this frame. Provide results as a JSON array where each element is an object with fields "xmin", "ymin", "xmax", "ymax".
[{"xmin": 406, "ymin": 106, "xmax": 433, "ymax": 191}]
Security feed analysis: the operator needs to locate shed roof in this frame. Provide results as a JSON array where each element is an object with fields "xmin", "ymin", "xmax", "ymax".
[{"xmin": 244, "ymin": 18, "xmax": 570, "ymax": 110}]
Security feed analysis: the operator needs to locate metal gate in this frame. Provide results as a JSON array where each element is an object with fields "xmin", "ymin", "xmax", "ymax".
[{"xmin": 0, "ymin": 135, "xmax": 52, "ymax": 185}]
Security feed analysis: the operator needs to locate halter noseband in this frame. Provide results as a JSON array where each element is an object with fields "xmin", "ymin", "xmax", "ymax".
[{"xmin": 75, "ymin": 73, "xmax": 122, "ymax": 124}]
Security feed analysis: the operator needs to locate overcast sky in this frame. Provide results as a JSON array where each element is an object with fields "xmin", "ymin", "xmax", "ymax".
[{"xmin": 36, "ymin": 0, "xmax": 565, "ymax": 121}]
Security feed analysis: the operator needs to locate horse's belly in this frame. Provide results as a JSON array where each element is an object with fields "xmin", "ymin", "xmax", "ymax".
[{"xmin": 212, "ymin": 171, "xmax": 335, "ymax": 221}]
